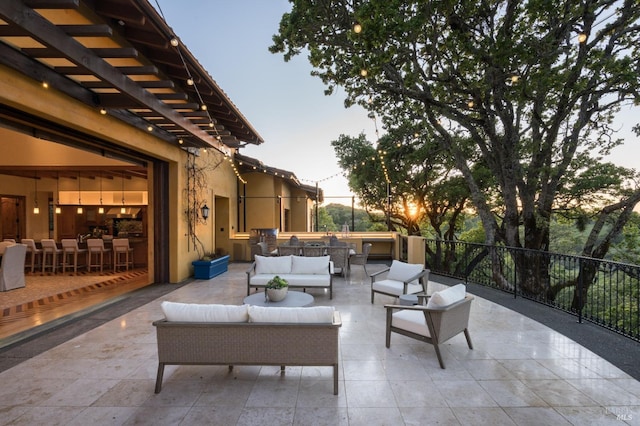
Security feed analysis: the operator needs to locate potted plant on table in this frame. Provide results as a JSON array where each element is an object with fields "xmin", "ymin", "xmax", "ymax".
[{"xmin": 265, "ymin": 275, "xmax": 289, "ymax": 302}]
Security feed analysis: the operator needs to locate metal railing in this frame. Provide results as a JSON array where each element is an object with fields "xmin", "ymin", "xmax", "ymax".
[{"xmin": 411, "ymin": 238, "xmax": 639, "ymax": 342}]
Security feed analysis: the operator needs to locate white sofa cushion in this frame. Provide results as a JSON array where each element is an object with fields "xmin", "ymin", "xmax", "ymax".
[
  {"xmin": 386, "ymin": 260, "xmax": 423, "ymax": 284},
  {"xmin": 161, "ymin": 301, "xmax": 249, "ymax": 322},
  {"xmin": 426, "ymin": 284, "xmax": 466, "ymax": 309},
  {"xmin": 248, "ymin": 274, "xmax": 330, "ymax": 286},
  {"xmin": 255, "ymin": 255, "xmax": 292, "ymax": 274},
  {"xmin": 248, "ymin": 306, "xmax": 335, "ymax": 323},
  {"xmin": 372, "ymin": 279, "xmax": 424, "ymax": 296},
  {"xmin": 291, "ymin": 255, "xmax": 330, "ymax": 274}
]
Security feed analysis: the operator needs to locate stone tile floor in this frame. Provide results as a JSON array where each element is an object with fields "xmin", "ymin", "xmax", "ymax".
[{"xmin": 0, "ymin": 262, "xmax": 638, "ymax": 425}]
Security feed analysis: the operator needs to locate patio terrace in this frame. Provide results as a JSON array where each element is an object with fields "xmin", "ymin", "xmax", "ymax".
[{"xmin": 0, "ymin": 262, "xmax": 638, "ymax": 425}]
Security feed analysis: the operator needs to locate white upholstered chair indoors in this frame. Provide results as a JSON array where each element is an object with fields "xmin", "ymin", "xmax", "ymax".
[
  {"xmin": 370, "ymin": 260, "xmax": 429, "ymax": 303},
  {"xmin": 385, "ymin": 284, "xmax": 474, "ymax": 368},
  {"xmin": 40, "ymin": 239, "xmax": 62, "ymax": 274},
  {"xmin": 87, "ymin": 238, "xmax": 111, "ymax": 272},
  {"xmin": 21, "ymin": 238, "xmax": 42, "ymax": 273},
  {"xmin": 61, "ymin": 239, "xmax": 87, "ymax": 273},
  {"xmin": 0, "ymin": 243, "xmax": 27, "ymax": 291}
]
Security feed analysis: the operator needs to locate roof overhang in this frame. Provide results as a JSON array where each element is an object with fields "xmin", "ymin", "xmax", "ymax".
[
  {"xmin": 235, "ymin": 153, "xmax": 324, "ymax": 202},
  {"xmin": 0, "ymin": 0, "xmax": 264, "ymax": 152}
]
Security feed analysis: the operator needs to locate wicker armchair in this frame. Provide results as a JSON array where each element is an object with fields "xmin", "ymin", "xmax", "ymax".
[
  {"xmin": 349, "ymin": 243, "xmax": 372, "ymax": 275},
  {"xmin": 277, "ymin": 245, "xmax": 301, "ymax": 256},
  {"xmin": 303, "ymin": 245, "xmax": 326, "ymax": 257},
  {"xmin": 327, "ymin": 246, "xmax": 350, "ymax": 276}
]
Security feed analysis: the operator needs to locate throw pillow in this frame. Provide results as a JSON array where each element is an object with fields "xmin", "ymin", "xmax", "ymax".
[
  {"xmin": 291, "ymin": 255, "xmax": 330, "ymax": 274},
  {"xmin": 248, "ymin": 306, "xmax": 335, "ymax": 323},
  {"xmin": 426, "ymin": 284, "xmax": 466, "ymax": 309},
  {"xmin": 161, "ymin": 301, "xmax": 249, "ymax": 322},
  {"xmin": 386, "ymin": 260, "xmax": 424, "ymax": 284},
  {"xmin": 255, "ymin": 255, "xmax": 292, "ymax": 274}
]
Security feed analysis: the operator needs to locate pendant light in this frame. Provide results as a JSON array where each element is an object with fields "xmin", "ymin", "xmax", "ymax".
[
  {"xmin": 55, "ymin": 173, "xmax": 61, "ymax": 214},
  {"xmin": 77, "ymin": 172, "xmax": 83, "ymax": 214},
  {"xmin": 98, "ymin": 172, "xmax": 104, "ymax": 214},
  {"xmin": 33, "ymin": 173, "xmax": 40, "ymax": 214},
  {"xmin": 120, "ymin": 171, "xmax": 126, "ymax": 214}
]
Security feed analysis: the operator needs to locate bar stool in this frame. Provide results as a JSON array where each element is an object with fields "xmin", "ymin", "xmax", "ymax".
[
  {"xmin": 113, "ymin": 238, "xmax": 133, "ymax": 271},
  {"xmin": 21, "ymin": 238, "xmax": 42, "ymax": 273},
  {"xmin": 41, "ymin": 239, "xmax": 62, "ymax": 274},
  {"xmin": 61, "ymin": 239, "xmax": 87, "ymax": 274},
  {"xmin": 87, "ymin": 238, "xmax": 111, "ymax": 272}
]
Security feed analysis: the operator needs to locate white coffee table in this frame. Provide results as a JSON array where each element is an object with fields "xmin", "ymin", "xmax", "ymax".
[{"xmin": 243, "ymin": 290, "xmax": 314, "ymax": 307}]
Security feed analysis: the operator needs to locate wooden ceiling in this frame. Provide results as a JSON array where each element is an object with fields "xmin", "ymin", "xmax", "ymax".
[{"xmin": 0, "ymin": 0, "xmax": 264, "ymax": 151}]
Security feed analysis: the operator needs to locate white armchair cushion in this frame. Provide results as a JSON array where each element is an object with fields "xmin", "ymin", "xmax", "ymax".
[
  {"xmin": 426, "ymin": 284, "xmax": 466, "ymax": 309},
  {"xmin": 161, "ymin": 301, "xmax": 249, "ymax": 322},
  {"xmin": 248, "ymin": 306, "xmax": 335, "ymax": 323},
  {"xmin": 386, "ymin": 260, "xmax": 424, "ymax": 284},
  {"xmin": 291, "ymin": 255, "xmax": 330, "ymax": 274},
  {"xmin": 372, "ymin": 280, "xmax": 424, "ymax": 296},
  {"xmin": 392, "ymin": 309, "xmax": 430, "ymax": 337},
  {"xmin": 255, "ymin": 255, "xmax": 292, "ymax": 274}
]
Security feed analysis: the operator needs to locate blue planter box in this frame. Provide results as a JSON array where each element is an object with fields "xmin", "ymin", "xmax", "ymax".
[{"xmin": 192, "ymin": 255, "xmax": 230, "ymax": 279}]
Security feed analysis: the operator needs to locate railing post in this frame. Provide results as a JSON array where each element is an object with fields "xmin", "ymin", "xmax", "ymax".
[
  {"xmin": 513, "ymin": 246, "xmax": 517, "ymax": 299},
  {"xmin": 577, "ymin": 257, "xmax": 583, "ymax": 324}
]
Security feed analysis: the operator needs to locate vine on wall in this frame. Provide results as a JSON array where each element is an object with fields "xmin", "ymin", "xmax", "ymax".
[{"xmin": 184, "ymin": 148, "xmax": 224, "ymax": 259}]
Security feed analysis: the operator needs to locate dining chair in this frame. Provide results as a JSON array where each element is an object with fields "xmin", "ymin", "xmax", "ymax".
[
  {"xmin": 61, "ymin": 239, "xmax": 88, "ymax": 273},
  {"xmin": 349, "ymin": 243, "xmax": 372, "ymax": 275},
  {"xmin": 21, "ymin": 238, "xmax": 42, "ymax": 273},
  {"xmin": 41, "ymin": 239, "xmax": 62, "ymax": 274}
]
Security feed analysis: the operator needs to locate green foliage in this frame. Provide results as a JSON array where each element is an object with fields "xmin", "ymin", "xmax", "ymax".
[
  {"xmin": 266, "ymin": 275, "xmax": 288, "ymax": 289},
  {"xmin": 271, "ymin": 0, "xmax": 640, "ymax": 285}
]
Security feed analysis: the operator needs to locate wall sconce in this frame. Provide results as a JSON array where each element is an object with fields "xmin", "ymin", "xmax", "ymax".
[{"xmin": 200, "ymin": 204, "xmax": 210, "ymax": 221}]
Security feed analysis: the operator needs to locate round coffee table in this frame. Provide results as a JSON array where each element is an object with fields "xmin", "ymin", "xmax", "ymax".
[{"xmin": 243, "ymin": 290, "xmax": 314, "ymax": 307}]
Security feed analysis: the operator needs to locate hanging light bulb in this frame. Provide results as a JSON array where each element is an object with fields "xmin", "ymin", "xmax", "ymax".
[
  {"xmin": 98, "ymin": 172, "xmax": 104, "ymax": 214},
  {"xmin": 33, "ymin": 174, "xmax": 39, "ymax": 214},
  {"xmin": 170, "ymin": 37, "xmax": 179, "ymax": 47},
  {"xmin": 353, "ymin": 23, "xmax": 362, "ymax": 33},
  {"xmin": 186, "ymin": 78, "xmax": 194, "ymax": 85},
  {"xmin": 77, "ymin": 173, "xmax": 83, "ymax": 214},
  {"xmin": 55, "ymin": 173, "xmax": 61, "ymax": 214},
  {"xmin": 121, "ymin": 172, "xmax": 126, "ymax": 214},
  {"xmin": 578, "ymin": 33, "xmax": 587, "ymax": 43}
]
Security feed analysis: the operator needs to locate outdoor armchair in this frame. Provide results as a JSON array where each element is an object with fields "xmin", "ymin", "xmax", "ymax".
[
  {"xmin": 385, "ymin": 284, "xmax": 473, "ymax": 368},
  {"xmin": 370, "ymin": 260, "xmax": 429, "ymax": 303},
  {"xmin": 349, "ymin": 243, "xmax": 372, "ymax": 275}
]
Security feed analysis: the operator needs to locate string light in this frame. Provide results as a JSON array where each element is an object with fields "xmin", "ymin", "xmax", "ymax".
[
  {"xmin": 578, "ymin": 33, "xmax": 587, "ymax": 43},
  {"xmin": 353, "ymin": 23, "xmax": 362, "ymax": 33}
]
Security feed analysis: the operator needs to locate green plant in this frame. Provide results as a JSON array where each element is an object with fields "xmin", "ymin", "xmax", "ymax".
[{"xmin": 266, "ymin": 275, "xmax": 288, "ymax": 289}]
